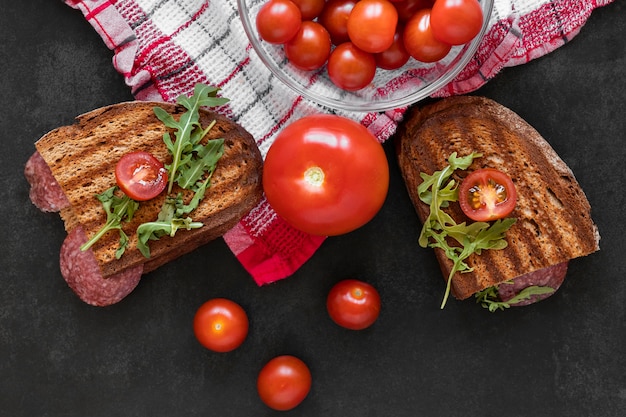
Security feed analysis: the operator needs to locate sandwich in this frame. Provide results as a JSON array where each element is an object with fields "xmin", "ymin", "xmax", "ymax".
[
  {"xmin": 396, "ymin": 96, "xmax": 600, "ymax": 311},
  {"xmin": 24, "ymin": 84, "xmax": 263, "ymax": 307}
]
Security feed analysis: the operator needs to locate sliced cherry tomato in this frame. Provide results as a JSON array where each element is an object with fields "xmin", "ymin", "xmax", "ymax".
[
  {"xmin": 257, "ymin": 355, "xmax": 312, "ymax": 411},
  {"xmin": 458, "ymin": 168, "xmax": 518, "ymax": 222},
  {"xmin": 284, "ymin": 20, "xmax": 331, "ymax": 71},
  {"xmin": 403, "ymin": 8, "xmax": 452, "ymax": 63},
  {"xmin": 327, "ymin": 42, "xmax": 377, "ymax": 91},
  {"xmin": 374, "ymin": 24, "xmax": 411, "ymax": 70},
  {"xmin": 346, "ymin": 0, "xmax": 399, "ymax": 53},
  {"xmin": 115, "ymin": 151, "xmax": 167, "ymax": 201},
  {"xmin": 256, "ymin": 0, "xmax": 302, "ymax": 44},
  {"xmin": 327, "ymin": 279, "xmax": 381, "ymax": 330},
  {"xmin": 193, "ymin": 298, "xmax": 249, "ymax": 353},
  {"xmin": 430, "ymin": 0, "xmax": 483, "ymax": 45},
  {"xmin": 317, "ymin": 0, "xmax": 357, "ymax": 45},
  {"xmin": 289, "ymin": 0, "xmax": 326, "ymax": 20},
  {"xmin": 263, "ymin": 114, "xmax": 389, "ymax": 236}
]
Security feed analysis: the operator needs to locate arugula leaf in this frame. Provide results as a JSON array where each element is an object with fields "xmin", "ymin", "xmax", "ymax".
[
  {"xmin": 153, "ymin": 84, "xmax": 229, "ymax": 193},
  {"xmin": 475, "ymin": 285, "xmax": 556, "ymax": 312},
  {"xmin": 80, "ymin": 186, "xmax": 139, "ymax": 259},
  {"xmin": 135, "ymin": 193, "xmax": 205, "ymax": 258},
  {"xmin": 417, "ymin": 153, "xmax": 517, "ymax": 309}
]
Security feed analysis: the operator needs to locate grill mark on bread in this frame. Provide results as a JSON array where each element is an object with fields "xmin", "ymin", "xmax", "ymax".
[
  {"xmin": 35, "ymin": 101, "xmax": 263, "ymax": 279},
  {"xmin": 397, "ymin": 96, "xmax": 599, "ymax": 300}
]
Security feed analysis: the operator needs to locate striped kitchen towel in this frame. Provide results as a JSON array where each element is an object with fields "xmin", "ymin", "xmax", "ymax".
[{"xmin": 64, "ymin": 0, "xmax": 614, "ymax": 285}]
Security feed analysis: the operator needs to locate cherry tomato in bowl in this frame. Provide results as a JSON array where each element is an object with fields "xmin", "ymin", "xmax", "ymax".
[
  {"xmin": 458, "ymin": 168, "xmax": 517, "ymax": 222},
  {"xmin": 257, "ymin": 355, "xmax": 312, "ymax": 411},
  {"xmin": 115, "ymin": 151, "xmax": 167, "ymax": 201},
  {"xmin": 193, "ymin": 298, "xmax": 249, "ymax": 353},
  {"xmin": 327, "ymin": 279, "xmax": 381, "ymax": 330},
  {"xmin": 430, "ymin": 0, "xmax": 483, "ymax": 45},
  {"xmin": 262, "ymin": 114, "xmax": 389, "ymax": 236}
]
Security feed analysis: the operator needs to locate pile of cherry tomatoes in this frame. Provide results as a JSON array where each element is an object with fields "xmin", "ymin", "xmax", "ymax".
[
  {"xmin": 193, "ymin": 279, "xmax": 381, "ymax": 411},
  {"xmin": 255, "ymin": 0, "xmax": 484, "ymax": 90}
]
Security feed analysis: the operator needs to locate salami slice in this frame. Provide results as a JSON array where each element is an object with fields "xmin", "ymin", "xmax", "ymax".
[
  {"xmin": 497, "ymin": 262, "xmax": 569, "ymax": 306},
  {"xmin": 24, "ymin": 151, "xmax": 69, "ymax": 212},
  {"xmin": 60, "ymin": 226, "xmax": 143, "ymax": 307}
]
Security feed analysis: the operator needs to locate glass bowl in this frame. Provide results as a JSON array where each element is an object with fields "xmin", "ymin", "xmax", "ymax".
[{"xmin": 237, "ymin": 0, "xmax": 494, "ymax": 112}]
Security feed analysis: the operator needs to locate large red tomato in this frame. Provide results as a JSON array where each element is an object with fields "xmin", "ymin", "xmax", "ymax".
[
  {"xmin": 257, "ymin": 355, "xmax": 312, "ymax": 411},
  {"xmin": 193, "ymin": 298, "xmax": 249, "ymax": 353},
  {"xmin": 263, "ymin": 114, "xmax": 389, "ymax": 236}
]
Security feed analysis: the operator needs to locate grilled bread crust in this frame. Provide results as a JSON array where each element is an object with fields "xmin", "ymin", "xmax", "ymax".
[
  {"xmin": 397, "ymin": 96, "xmax": 600, "ymax": 300},
  {"xmin": 35, "ymin": 102, "xmax": 263, "ymax": 278}
]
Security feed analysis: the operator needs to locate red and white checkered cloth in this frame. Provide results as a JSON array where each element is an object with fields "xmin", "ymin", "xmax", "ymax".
[{"xmin": 64, "ymin": 0, "xmax": 614, "ymax": 285}]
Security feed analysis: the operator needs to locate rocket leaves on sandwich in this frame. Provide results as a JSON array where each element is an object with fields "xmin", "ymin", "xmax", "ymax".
[
  {"xmin": 475, "ymin": 285, "xmax": 556, "ymax": 312},
  {"xmin": 153, "ymin": 83, "xmax": 229, "ymax": 193},
  {"xmin": 83, "ymin": 83, "xmax": 228, "ymax": 258},
  {"xmin": 136, "ymin": 193, "xmax": 204, "ymax": 258},
  {"xmin": 417, "ymin": 152, "xmax": 517, "ymax": 310},
  {"xmin": 80, "ymin": 186, "xmax": 139, "ymax": 259}
]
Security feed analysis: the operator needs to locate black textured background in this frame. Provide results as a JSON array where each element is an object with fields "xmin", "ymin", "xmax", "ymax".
[{"xmin": 1, "ymin": 1, "xmax": 625, "ymax": 416}]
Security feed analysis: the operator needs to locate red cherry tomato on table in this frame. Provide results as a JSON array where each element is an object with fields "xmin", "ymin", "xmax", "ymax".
[
  {"xmin": 256, "ymin": 0, "xmax": 302, "ymax": 44},
  {"xmin": 327, "ymin": 42, "xmax": 377, "ymax": 91},
  {"xmin": 346, "ymin": 0, "xmax": 399, "ymax": 53},
  {"xmin": 193, "ymin": 298, "xmax": 249, "ymax": 353},
  {"xmin": 263, "ymin": 114, "xmax": 389, "ymax": 236},
  {"xmin": 115, "ymin": 151, "xmax": 167, "ymax": 201},
  {"xmin": 327, "ymin": 279, "xmax": 381, "ymax": 330},
  {"xmin": 403, "ymin": 9, "xmax": 452, "ymax": 63},
  {"xmin": 257, "ymin": 355, "xmax": 312, "ymax": 411},
  {"xmin": 458, "ymin": 168, "xmax": 518, "ymax": 222},
  {"xmin": 284, "ymin": 20, "xmax": 332, "ymax": 71},
  {"xmin": 317, "ymin": 0, "xmax": 357, "ymax": 45},
  {"xmin": 430, "ymin": 0, "xmax": 483, "ymax": 45}
]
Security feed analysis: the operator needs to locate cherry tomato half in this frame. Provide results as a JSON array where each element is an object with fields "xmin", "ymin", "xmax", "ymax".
[
  {"xmin": 115, "ymin": 151, "xmax": 167, "ymax": 201},
  {"xmin": 257, "ymin": 355, "xmax": 312, "ymax": 411},
  {"xmin": 193, "ymin": 298, "xmax": 249, "ymax": 353},
  {"xmin": 263, "ymin": 114, "xmax": 389, "ymax": 236},
  {"xmin": 430, "ymin": 0, "xmax": 483, "ymax": 45},
  {"xmin": 256, "ymin": 0, "xmax": 302, "ymax": 44},
  {"xmin": 403, "ymin": 8, "xmax": 452, "ymax": 63},
  {"xmin": 346, "ymin": 0, "xmax": 398, "ymax": 53},
  {"xmin": 327, "ymin": 279, "xmax": 381, "ymax": 330},
  {"xmin": 458, "ymin": 168, "xmax": 518, "ymax": 222}
]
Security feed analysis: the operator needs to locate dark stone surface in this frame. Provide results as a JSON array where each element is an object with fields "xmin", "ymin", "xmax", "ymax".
[{"xmin": 1, "ymin": 1, "xmax": 624, "ymax": 416}]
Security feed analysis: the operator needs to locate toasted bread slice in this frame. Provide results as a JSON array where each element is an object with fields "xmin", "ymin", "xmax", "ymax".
[
  {"xmin": 35, "ymin": 101, "xmax": 263, "ymax": 278},
  {"xmin": 396, "ymin": 96, "xmax": 600, "ymax": 300}
]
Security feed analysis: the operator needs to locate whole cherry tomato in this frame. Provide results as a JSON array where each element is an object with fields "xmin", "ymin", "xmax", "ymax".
[
  {"xmin": 327, "ymin": 279, "xmax": 381, "ymax": 330},
  {"xmin": 193, "ymin": 298, "xmax": 249, "ymax": 353},
  {"xmin": 289, "ymin": 0, "xmax": 326, "ymax": 20},
  {"xmin": 430, "ymin": 0, "xmax": 483, "ymax": 45},
  {"xmin": 256, "ymin": 0, "xmax": 302, "ymax": 44},
  {"xmin": 284, "ymin": 20, "xmax": 332, "ymax": 71},
  {"xmin": 458, "ymin": 168, "xmax": 518, "ymax": 222},
  {"xmin": 393, "ymin": 0, "xmax": 435, "ymax": 22},
  {"xmin": 327, "ymin": 42, "xmax": 377, "ymax": 91},
  {"xmin": 257, "ymin": 355, "xmax": 312, "ymax": 411},
  {"xmin": 263, "ymin": 114, "xmax": 389, "ymax": 236},
  {"xmin": 346, "ymin": 0, "xmax": 399, "ymax": 53},
  {"xmin": 317, "ymin": 0, "xmax": 357, "ymax": 45},
  {"xmin": 403, "ymin": 9, "xmax": 452, "ymax": 63},
  {"xmin": 115, "ymin": 151, "xmax": 167, "ymax": 201},
  {"xmin": 374, "ymin": 24, "xmax": 411, "ymax": 70}
]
